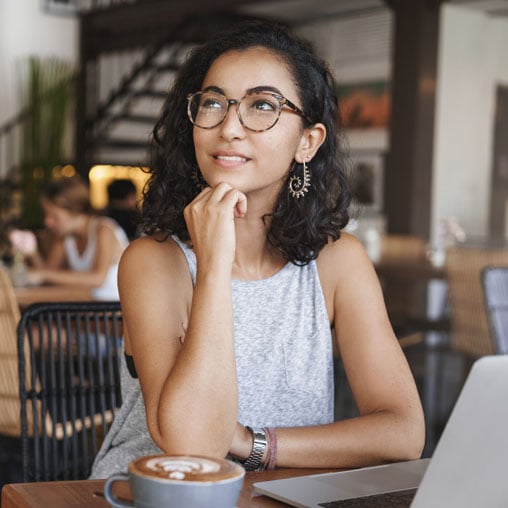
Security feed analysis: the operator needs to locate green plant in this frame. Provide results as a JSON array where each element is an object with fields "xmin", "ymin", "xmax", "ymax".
[{"xmin": 18, "ymin": 56, "xmax": 76, "ymax": 228}]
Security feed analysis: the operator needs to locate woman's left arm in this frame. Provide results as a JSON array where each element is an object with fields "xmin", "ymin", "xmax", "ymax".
[{"xmin": 231, "ymin": 233, "xmax": 425, "ymax": 469}]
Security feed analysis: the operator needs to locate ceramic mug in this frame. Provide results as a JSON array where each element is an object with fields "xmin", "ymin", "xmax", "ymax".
[{"xmin": 104, "ymin": 454, "xmax": 245, "ymax": 508}]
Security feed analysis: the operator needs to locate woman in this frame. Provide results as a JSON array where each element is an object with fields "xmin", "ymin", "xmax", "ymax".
[
  {"xmin": 26, "ymin": 176, "xmax": 128, "ymax": 300},
  {"xmin": 91, "ymin": 20, "xmax": 424, "ymax": 477}
]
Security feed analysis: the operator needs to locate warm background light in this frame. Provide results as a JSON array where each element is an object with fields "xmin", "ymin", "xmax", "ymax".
[{"xmin": 88, "ymin": 165, "xmax": 149, "ymax": 209}]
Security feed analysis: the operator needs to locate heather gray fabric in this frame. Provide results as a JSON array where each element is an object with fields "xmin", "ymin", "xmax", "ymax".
[
  {"xmin": 90, "ymin": 352, "xmax": 162, "ymax": 479},
  {"xmin": 90, "ymin": 237, "xmax": 334, "ymax": 478}
]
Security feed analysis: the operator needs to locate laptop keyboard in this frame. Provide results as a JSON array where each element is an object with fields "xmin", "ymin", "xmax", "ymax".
[{"xmin": 318, "ymin": 488, "xmax": 417, "ymax": 508}]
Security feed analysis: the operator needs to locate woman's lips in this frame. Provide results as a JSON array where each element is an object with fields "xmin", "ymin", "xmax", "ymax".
[{"xmin": 213, "ymin": 154, "xmax": 250, "ymax": 167}]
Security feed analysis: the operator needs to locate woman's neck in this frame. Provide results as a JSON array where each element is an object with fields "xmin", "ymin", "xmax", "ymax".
[
  {"xmin": 69, "ymin": 215, "xmax": 92, "ymax": 254},
  {"xmin": 232, "ymin": 211, "xmax": 285, "ymax": 281}
]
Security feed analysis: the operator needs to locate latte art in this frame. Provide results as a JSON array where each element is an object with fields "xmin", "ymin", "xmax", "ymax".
[
  {"xmin": 131, "ymin": 455, "xmax": 244, "ymax": 482},
  {"xmin": 146, "ymin": 457, "xmax": 220, "ymax": 479}
]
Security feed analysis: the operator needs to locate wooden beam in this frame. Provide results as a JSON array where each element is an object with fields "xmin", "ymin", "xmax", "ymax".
[{"xmin": 383, "ymin": 0, "xmax": 444, "ymax": 237}]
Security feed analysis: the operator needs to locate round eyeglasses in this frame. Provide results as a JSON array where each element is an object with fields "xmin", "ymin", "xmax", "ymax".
[{"xmin": 187, "ymin": 90, "xmax": 312, "ymax": 132}]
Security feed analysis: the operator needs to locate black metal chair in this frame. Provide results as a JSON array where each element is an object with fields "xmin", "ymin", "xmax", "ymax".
[
  {"xmin": 482, "ymin": 266, "xmax": 508, "ymax": 355},
  {"xmin": 17, "ymin": 301, "xmax": 123, "ymax": 482}
]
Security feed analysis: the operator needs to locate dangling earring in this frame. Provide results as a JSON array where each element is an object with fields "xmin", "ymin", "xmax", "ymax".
[
  {"xmin": 288, "ymin": 158, "xmax": 311, "ymax": 199},
  {"xmin": 192, "ymin": 167, "xmax": 207, "ymax": 192}
]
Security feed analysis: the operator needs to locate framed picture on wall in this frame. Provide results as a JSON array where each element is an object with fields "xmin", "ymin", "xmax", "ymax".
[
  {"xmin": 336, "ymin": 80, "xmax": 390, "ymax": 129},
  {"xmin": 350, "ymin": 151, "xmax": 384, "ymax": 212}
]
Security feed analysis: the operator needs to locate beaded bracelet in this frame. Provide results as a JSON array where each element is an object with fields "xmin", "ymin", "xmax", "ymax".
[{"xmin": 265, "ymin": 427, "xmax": 278, "ymax": 470}]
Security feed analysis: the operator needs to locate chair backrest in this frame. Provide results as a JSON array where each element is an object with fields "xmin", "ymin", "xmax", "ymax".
[
  {"xmin": 0, "ymin": 268, "xmax": 21, "ymax": 437},
  {"xmin": 17, "ymin": 301, "xmax": 123, "ymax": 481},
  {"xmin": 377, "ymin": 235, "xmax": 430, "ymax": 337},
  {"xmin": 445, "ymin": 246, "xmax": 508, "ymax": 358},
  {"xmin": 482, "ymin": 266, "xmax": 508, "ymax": 355}
]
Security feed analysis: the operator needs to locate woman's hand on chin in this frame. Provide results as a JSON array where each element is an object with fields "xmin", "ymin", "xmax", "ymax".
[{"xmin": 184, "ymin": 183, "xmax": 247, "ymax": 271}]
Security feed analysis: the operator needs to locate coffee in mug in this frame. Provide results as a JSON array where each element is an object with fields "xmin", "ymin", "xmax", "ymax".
[{"xmin": 104, "ymin": 454, "xmax": 245, "ymax": 508}]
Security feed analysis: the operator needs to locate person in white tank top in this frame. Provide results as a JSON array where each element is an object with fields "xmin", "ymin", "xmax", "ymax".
[{"xmin": 25, "ymin": 176, "xmax": 128, "ymax": 300}]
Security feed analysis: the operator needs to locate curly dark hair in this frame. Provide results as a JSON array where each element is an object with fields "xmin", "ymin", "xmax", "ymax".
[{"xmin": 141, "ymin": 19, "xmax": 352, "ymax": 265}]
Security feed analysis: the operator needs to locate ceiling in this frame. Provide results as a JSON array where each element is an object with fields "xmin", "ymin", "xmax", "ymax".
[
  {"xmin": 239, "ymin": 0, "xmax": 387, "ymax": 25},
  {"xmin": 238, "ymin": 0, "xmax": 508, "ymax": 24},
  {"xmin": 44, "ymin": 0, "xmax": 508, "ymax": 21}
]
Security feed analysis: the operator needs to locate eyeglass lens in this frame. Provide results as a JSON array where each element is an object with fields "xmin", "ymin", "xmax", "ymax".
[{"xmin": 188, "ymin": 91, "xmax": 282, "ymax": 131}]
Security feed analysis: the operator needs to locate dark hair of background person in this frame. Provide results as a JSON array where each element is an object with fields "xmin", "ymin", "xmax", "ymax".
[
  {"xmin": 141, "ymin": 19, "xmax": 352, "ymax": 265},
  {"xmin": 105, "ymin": 178, "xmax": 140, "ymax": 241},
  {"xmin": 43, "ymin": 176, "xmax": 94, "ymax": 215},
  {"xmin": 107, "ymin": 178, "xmax": 137, "ymax": 202}
]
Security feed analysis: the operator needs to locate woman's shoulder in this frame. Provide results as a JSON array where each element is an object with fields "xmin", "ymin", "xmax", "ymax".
[
  {"xmin": 319, "ymin": 231, "xmax": 368, "ymax": 261},
  {"xmin": 95, "ymin": 215, "xmax": 130, "ymax": 241},
  {"xmin": 120, "ymin": 234, "xmax": 188, "ymax": 275},
  {"xmin": 122, "ymin": 233, "xmax": 181, "ymax": 259},
  {"xmin": 118, "ymin": 235, "xmax": 193, "ymax": 324},
  {"xmin": 316, "ymin": 231, "xmax": 374, "ymax": 281},
  {"xmin": 95, "ymin": 215, "xmax": 126, "ymax": 234}
]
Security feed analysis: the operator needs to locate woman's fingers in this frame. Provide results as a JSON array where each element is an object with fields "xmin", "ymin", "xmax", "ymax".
[
  {"xmin": 216, "ymin": 186, "xmax": 248, "ymax": 218},
  {"xmin": 187, "ymin": 182, "xmax": 247, "ymax": 218},
  {"xmin": 235, "ymin": 195, "xmax": 247, "ymax": 218}
]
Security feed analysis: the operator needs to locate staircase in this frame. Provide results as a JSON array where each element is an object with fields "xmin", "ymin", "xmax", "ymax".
[
  {"xmin": 76, "ymin": 7, "xmax": 265, "ymax": 172},
  {"xmin": 83, "ymin": 40, "xmax": 187, "ymax": 166}
]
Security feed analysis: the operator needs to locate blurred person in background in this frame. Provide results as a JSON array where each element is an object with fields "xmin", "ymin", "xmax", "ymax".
[
  {"xmin": 105, "ymin": 178, "xmax": 140, "ymax": 241},
  {"xmin": 12, "ymin": 176, "xmax": 128, "ymax": 300}
]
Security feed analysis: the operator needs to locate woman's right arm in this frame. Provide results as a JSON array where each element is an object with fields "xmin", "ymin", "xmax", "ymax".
[
  {"xmin": 29, "ymin": 237, "xmax": 66, "ymax": 269},
  {"xmin": 120, "ymin": 187, "xmax": 245, "ymax": 460}
]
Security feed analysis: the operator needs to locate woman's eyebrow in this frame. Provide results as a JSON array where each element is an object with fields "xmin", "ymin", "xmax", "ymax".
[
  {"xmin": 201, "ymin": 85, "xmax": 284, "ymax": 96},
  {"xmin": 247, "ymin": 85, "xmax": 283, "ymax": 95},
  {"xmin": 202, "ymin": 85, "xmax": 224, "ymax": 94}
]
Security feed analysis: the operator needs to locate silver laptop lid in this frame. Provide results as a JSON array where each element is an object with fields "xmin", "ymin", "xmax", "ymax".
[
  {"xmin": 411, "ymin": 354, "xmax": 508, "ymax": 507},
  {"xmin": 253, "ymin": 355, "xmax": 508, "ymax": 508}
]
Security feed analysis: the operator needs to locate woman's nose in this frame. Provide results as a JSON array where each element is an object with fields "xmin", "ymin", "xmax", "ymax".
[{"xmin": 219, "ymin": 103, "xmax": 245, "ymax": 140}]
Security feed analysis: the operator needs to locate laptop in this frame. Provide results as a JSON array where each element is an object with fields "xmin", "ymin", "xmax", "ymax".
[{"xmin": 253, "ymin": 355, "xmax": 508, "ymax": 507}]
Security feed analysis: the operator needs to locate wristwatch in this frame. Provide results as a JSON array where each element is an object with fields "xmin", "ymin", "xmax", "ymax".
[{"xmin": 242, "ymin": 426, "xmax": 268, "ymax": 471}]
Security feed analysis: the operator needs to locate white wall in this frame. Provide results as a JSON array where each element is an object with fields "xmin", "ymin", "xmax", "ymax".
[
  {"xmin": 299, "ymin": 10, "xmax": 392, "ymax": 84},
  {"xmin": 431, "ymin": 5, "xmax": 508, "ymax": 242},
  {"xmin": 299, "ymin": 10, "xmax": 392, "ymax": 152},
  {"xmin": 0, "ymin": 0, "xmax": 79, "ymax": 125}
]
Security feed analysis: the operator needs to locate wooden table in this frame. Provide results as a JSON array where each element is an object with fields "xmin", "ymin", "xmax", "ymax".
[
  {"xmin": 373, "ymin": 234, "xmax": 446, "ymax": 282},
  {"xmin": 14, "ymin": 285, "xmax": 93, "ymax": 309},
  {"xmin": 1, "ymin": 468, "xmax": 333, "ymax": 508},
  {"xmin": 374, "ymin": 259, "xmax": 445, "ymax": 281}
]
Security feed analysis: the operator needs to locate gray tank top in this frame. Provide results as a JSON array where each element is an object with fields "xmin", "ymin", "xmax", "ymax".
[{"xmin": 90, "ymin": 237, "xmax": 334, "ymax": 478}]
